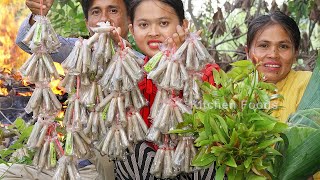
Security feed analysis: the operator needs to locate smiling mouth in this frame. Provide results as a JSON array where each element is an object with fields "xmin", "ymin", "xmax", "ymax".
[
  {"xmin": 264, "ymin": 64, "xmax": 280, "ymax": 68},
  {"xmin": 148, "ymin": 42, "xmax": 160, "ymax": 49}
]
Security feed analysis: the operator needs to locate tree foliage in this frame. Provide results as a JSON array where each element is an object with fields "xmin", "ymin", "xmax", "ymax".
[
  {"xmin": 48, "ymin": 0, "xmax": 320, "ymax": 71},
  {"xmin": 186, "ymin": 0, "xmax": 320, "ymax": 71}
]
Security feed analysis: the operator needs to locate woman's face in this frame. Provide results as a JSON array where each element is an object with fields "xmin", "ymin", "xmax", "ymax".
[
  {"xmin": 247, "ymin": 24, "xmax": 297, "ymax": 84},
  {"xmin": 130, "ymin": 0, "xmax": 187, "ymax": 57}
]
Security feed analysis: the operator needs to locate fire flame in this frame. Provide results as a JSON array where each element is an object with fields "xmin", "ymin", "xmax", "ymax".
[
  {"xmin": 0, "ymin": 0, "xmax": 65, "ymax": 96},
  {"xmin": 0, "ymin": 0, "xmax": 30, "ymax": 71}
]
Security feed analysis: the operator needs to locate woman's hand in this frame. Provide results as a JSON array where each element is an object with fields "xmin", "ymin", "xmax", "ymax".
[{"xmin": 166, "ymin": 25, "xmax": 202, "ymax": 51}]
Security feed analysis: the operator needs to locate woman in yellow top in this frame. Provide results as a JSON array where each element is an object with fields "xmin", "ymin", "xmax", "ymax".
[
  {"xmin": 245, "ymin": 11, "xmax": 318, "ymax": 179},
  {"xmin": 245, "ymin": 11, "xmax": 312, "ymax": 123}
]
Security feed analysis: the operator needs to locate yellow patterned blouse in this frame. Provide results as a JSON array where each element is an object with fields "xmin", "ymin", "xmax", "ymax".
[{"xmin": 271, "ymin": 70, "xmax": 312, "ymax": 123}]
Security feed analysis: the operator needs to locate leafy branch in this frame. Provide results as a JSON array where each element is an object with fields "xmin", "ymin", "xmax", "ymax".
[{"xmin": 171, "ymin": 60, "xmax": 287, "ymax": 180}]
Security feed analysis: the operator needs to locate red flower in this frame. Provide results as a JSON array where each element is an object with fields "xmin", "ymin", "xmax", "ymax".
[{"xmin": 202, "ymin": 63, "xmax": 220, "ymax": 86}]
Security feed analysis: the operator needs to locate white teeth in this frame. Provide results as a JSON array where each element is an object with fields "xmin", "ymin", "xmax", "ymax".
[
  {"xmin": 149, "ymin": 42, "xmax": 159, "ymax": 47},
  {"xmin": 265, "ymin": 64, "xmax": 280, "ymax": 68}
]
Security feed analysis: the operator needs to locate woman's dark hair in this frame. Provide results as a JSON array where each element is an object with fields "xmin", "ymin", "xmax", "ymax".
[
  {"xmin": 129, "ymin": 0, "xmax": 185, "ymax": 24},
  {"xmin": 80, "ymin": 0, "xmax": 130, "ymax": 20},
  {"xmin": 247, "ymin": 11, "xmax": 300, "ymax": 51}
]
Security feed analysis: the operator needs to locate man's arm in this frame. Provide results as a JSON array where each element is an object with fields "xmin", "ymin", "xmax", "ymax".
[{"xmin": 15, "ymin": 14, "xmax": 78, "ymax": 63}]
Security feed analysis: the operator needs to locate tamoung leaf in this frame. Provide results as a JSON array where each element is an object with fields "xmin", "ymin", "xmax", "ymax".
[
  {"xmin": 244, "ymin": 156, "xmax": 252, "ymax": 169},
  {"xmin": 19, "ymin": 125, "xmax": 33, "ymax": 141},
  {"xmin": 257, "ymin": 81, "xmax": 277, "ymax": 92},
  {"xmin": 168, "ymin": 128, "xmax": 194, "ymax": 134},
  {"xmin": 227, "ymin": 168, "xmax": 236, "ymax": 180},
  {"xmin": 229, "ymin": 129, "xmax": 238, "ymax": 147},
  {"xmin": 13, "ymin": 118, "xmax": 26, "ymax": 132},
  {"xmin": 215, "ymin": 164, "xmax": 227, "ymax": 180},
  {"xmin": 256, "ymin": 137, "xmax": 283, "ymax": 150},
  {"xmin": 211, "ymin": 146, "xmax": 225, "ymax": 155},
  {"xmin": 192, "ymin": 147, "xmax": 216, "ymax": 167},
  {"xmin": 212, "ymin": 68, "xmax": 221, "ymax": 85},
  {"xmin": 265, "ymin": 147, "xmax": 282, "ymax": 156},
  {"xmin": 230, "ymin": 60, "xmax": 253, "ymax": 67},
  {"xmin": 213, "ymin": 114, "xmax": 229, "ymax": 136},
  {"xmin": 204, "ymin": 116, "xmax": 212, "ymax": 137},
  {"xmin": 209, "ymin": 116, "xmax": 227, "ymax": 144},
  {"xmin": 225, "ymin": 155, "xmax": 237, "ymax": 167},
  {"xmin": 246, "ymin": 173, "xmax": 267, "ymax": 180}
]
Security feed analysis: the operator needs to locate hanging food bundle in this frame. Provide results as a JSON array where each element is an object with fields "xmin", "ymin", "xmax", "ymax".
[
  {"xmin": 52, "ymin": 156, "xmax": 81, "ymax": 180},
  {"xmin": 172, "ymin": 33, "xmax": 215, "ymax": 71},
  {"xmin": 149, "ymin": 135, "xmax": 179, "ymax": 179},
  {"xmin": 27, "ymin": 118, "xmax": 64, "ymax": 170},
  {"xmin": 59, "ymin": 20, "xmax": 148, "ymax": 163},
  {"xmin": 183, "ymin": 73, "xmax": 203, "ymax": 107},
  {"xmin": 99, "ymin": 47, "xmax": 145, "ymax": 93},
  {"xmin": 19, "ymin": 53, "xmax": 60, "ymax": 83},
  {"xmin": 172, "ymin": 137, "xmax": 198, "ymax": 173},
  {"xmin": 147, "ymin": 97, "xmax": 191, "ymax": 137},
  {"xmin": 24, "ymin": 84, "xmax": 62, "ymax": 117},
  {"xmin": 142, "ymin": 31, "xmax": 221, "ymax": 178},
  {"xmin": 32, "ymin": 135, "xmax": 64, "ymax": 170},
  {"xmin": 22, "ymin": 15, "xmax": 61, "ymax": 53},
  {"xmin": 94, "ymin": 123, "xmax": 133, "ymax": 160}
]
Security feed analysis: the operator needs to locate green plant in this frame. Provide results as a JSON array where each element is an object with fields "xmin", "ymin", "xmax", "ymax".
[
  {"xmin": 170, "ymin": 60, "xmax": 287, "ymax": 180},
  {"xmin": 0, "ymin": 118, "xmax": 34, "ymax": 165},
  {"xmin": 48, "ymin": 0, "xmax": 88, "ymax": 38}
]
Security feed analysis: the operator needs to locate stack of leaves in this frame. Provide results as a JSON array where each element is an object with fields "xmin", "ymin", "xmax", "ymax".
[
  {"xmin": 271, "ymin": 109, "xmax": 320, "ymax": 180},
  {"xmin": 271, "ymin": 56, "xmax": 320, "ymax": 180},
  {"xmin": 170, "ymin": 60, "xmax": 288, "ymax": 180}
]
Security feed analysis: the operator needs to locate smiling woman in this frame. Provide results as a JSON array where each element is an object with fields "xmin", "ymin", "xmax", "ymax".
[
  {"xmin": 129, "ymin": 0, "xmax": 188, "ymax": 57},
  {"xmin": 245, "ymin": 11, "xmax": 312, "ymax": 123}
]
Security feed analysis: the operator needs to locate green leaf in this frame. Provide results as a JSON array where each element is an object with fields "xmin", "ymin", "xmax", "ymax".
[
  {"xmin": 225, "ymin": 155, "xmax": 237, "ymax": 167},
  {"xmin": 212, "ymin": 68, "xmax": 221, "ymax": 85},
  {"xmin": 204, "ymin": 114, "xmax": 212, "ymax": 137},
  {"xmin": 288, "ymin": 108, "xmax": 320, "ymax": 129},
  {"xmin": 265, "ymin": 147, "xmax": 282, "ymax": 156},
  {"xmin": 256, "ymin": 89, "xmax": 270, "ymax": 106},
  {"xmin": 229, "ymin": 129, "xmax": 238, "ymax": 147},
  {"xmin": 275, "ymin": 129, "xmax": 320, "ymax": 179},
  {"xmin": 244, "ymin": 156, "xmax": 252, "ymax": 169},
  {"xmin": 247, "ymin": 173, "xmax": 267, "ymax": 180},
  {"xmin": 0, "ymin": 149, "xmax": 15, "ymax": 159},
  {"xmin": 8, "ymin": 141, "xmax": 23, "ymax": 150},
  {"xmin": 219, "ymin": 69, "xmax": 228, "ymax": 87},
  {"xmin": 0, "ymin": 159, "xmax": 9, "ymax": 165},
  {"xmin": 19, "ymin": 125, "xmax": 33, "ymax": 142},
  {"xmin": 271, "ymin": 122, "xmax": 288, "ymax": 133},
  {"xmin": 227, "ymin": 168, "xmax": 236, "ymax": 180},
  {"xmin": 168, "ymin": 128, "xmax": 194, "ymax": 134},
  {"xmin": 213, "ymin": 114, "xmax": 229, "ymax": 137},
  {"xmin": 256, "ymin": 137, "xmax": 283, "ymax": 150},
  {"xmin": 209, "ymin": 116, "xmax": 227, "ymax": 144},
  {"xmin": 211, "ymin": 146, "xmax": 225, "ymax": 155},
  {"xmin": 192, "ymin": 147, "xmax": 216, "ymax": 167},
  {"xmin": 13, "ymin": 118, "xmax": 26, "ymax": 132},
  {"xmin": 257, "ymin": 81, "xmax": 277, "ymax": 91},
  {"xmin": 225, "ymin": 116, "xmax": 235, "ymax": 129},
  {"xmin": 58, "ymin": 9, "xmax": 65, "ymax": 16},
  {"xmin": 215, "ymin": 164, "xmax": 226, "ymax": 180},
  {"xmin": 230, "ymin": 60, "xmax": 253, "ymax": 67}
]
